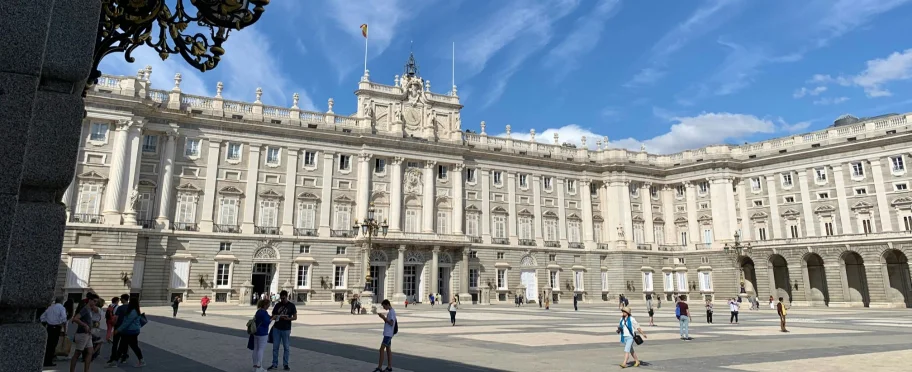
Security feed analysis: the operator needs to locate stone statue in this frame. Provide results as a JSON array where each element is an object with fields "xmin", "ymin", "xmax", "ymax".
[
  {"xmin": 617, "ymin": 225, "xmax": 625, "ymax": 240},
  {"xmin": 393, "ymin": 104, "xmax": 403, "ymax": 122},
  {"xmin": 454, "ymin": 113, "xmax": 461, "ymax": 130},
  {"xmin": 128, "ymin": 187, "xmax": 139, "ymax": 212}
]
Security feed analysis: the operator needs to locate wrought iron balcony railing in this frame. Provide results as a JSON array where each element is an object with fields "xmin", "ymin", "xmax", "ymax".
[
  {"xmin": 70, "ymin": 214, "xmax": 104, "ymax": 224},
  {"xmin": 137, "ymin": 219, "xmax": 156, "ymax": 229},
  {"xmin": 492, "ymin": 238, "xmax": 509, "ymax": 245},
  {"xmin": 470, "ymin": 236, "xmax": 483, "ymax": 243},
  {"xmin": 636, "ymin": 244, "xmax": 653, "ymax": 250},
  {"xmin": 255, "ymin": 226, "xmax": 280, "ymax": 235},
  {"xmin": 331, "ymin": 229, "xmax": 356, "ymax": 238},
  {"xmin": 568, "ymin": 242, "xmax": 583, "ymax": 249},
  {"xmin": 214, "ymin": 224, "xmax": 240, "ymax": 233},
  {"xmin": 518, "ymin": 239, "xmax": 536, "ymax": 246},
  {"xmin": 598, "ymin": 243, "xmax": 610, "ymax": 250},
  {"xmin": 294, "ymin": 228, "xmax": 318, "ymax": 237},
  {"xmin": 171, "ymin": 222, "xmax": 198, "ymax": 231},
  {"xmin": 544, "ymin": 241, "xmax": 561, "ymax": 248}
]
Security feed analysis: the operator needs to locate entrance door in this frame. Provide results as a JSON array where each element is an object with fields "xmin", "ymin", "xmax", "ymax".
[
  {"xmin": 418, "ymin": 265, "xmax": 427, "ymax": 302},
  {"xmin": 370, "ymin": 265, "xmax": 385, "ymax": 302},
  {"xmin": 404, "ymin": 265, "xmax": 417, "ymax": 302},
  {"xmin": 252, "ymin": 263, "xmax": 275, "ymax": 303},
  {"xmin": 438, "ymin": 268, "xmax": 450, "ymax": 302},
  {"xmin": 521, "ymin": 270, "xmax": 538, "ymax": 302}
]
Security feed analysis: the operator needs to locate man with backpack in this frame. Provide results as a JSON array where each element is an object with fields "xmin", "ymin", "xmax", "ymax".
[
  {"xmin": 676, "ymin": 297, "xmax": 692, "ymax": 340},
  {"xmin": 375, "ymin": 299, "xmax": 397, "ymax": 372},
  {"xmin": 107, "ymin": 294, "xmax": 131, "ymax": 365}
]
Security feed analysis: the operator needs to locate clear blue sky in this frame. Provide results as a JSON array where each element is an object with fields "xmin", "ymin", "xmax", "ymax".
[{"xmin": 101, "ymin": 0, "xmax": 912, "ymax": 154}]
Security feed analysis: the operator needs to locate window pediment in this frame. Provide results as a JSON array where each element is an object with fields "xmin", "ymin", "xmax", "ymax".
[
  {"xmin": 697, "ymin": 214, "xmax": 712, "ymax": 222},
  {"xmin": 653, "ymin": 216, "xmax": 664, "ymax": 223},
  {"xmin": 137, "ymin": 179, "xmax": 157, "ymax": 188},
  {"xmin": 566, "ymin": 213, "xmax": 582, "ymax": 221},
  {"xmin": 814, "ymin": 205, "xmax": 835, "ymax": 214},
  {"xmin": 781, "ymin": 208, "xmax": 800, "ymax": 218},
  {"xmin": 218, "ymin": 186, "xmax": 244, "ymax": 195},
  {"xmin": 334, "ymin": 195, "xmax": 354, "ymax": 203},
  {"xmin": 592, "ymin": 214, "xmax": 604, "ymax": 222},
  {"xmin": 892, "ymin": 196, "xmax": 912, "ymax": 207},
  {"xmin": 750, "ymin": 212, "xmax": 768, "ymax": 220},
  {"xmin": 297, "ymin": 192, "xmax": 320, "ymax": 201},
  {"xmin": 674, "ymin": 216, "xmax": 688, "ymax": 223},
  {"xmin": 465, "ymin": 204, "xmax": 481, "ymax": 213},
  {"xmin": 76, "ymin": 170, "xmax": 107, "ymax": 181},
  {"xmin": 491, "ymin": 206, "xmax": 508, "ymax": 214},
  {"xmin": 542, "ymin": 211, "xmax": 559, "ymax": 218},
  {"xmin": 851, "ymin": 201, "xmax": 873, "ymax": 210},
  {"xmin": 176, "ymin": 183, "xmax": 201, "ymax": 193},
  {"xmin": 518, "ymin": 208, "xmax": 534, "ymax": 217},
  {"xmin": 258, "ymin": 189, "xmax": 282, "ymax": 199}
]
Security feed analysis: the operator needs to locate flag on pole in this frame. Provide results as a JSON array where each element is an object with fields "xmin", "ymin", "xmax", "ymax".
[{"xmin": 360, "ymin": 24, "xmax": 368, "ymax": 38}]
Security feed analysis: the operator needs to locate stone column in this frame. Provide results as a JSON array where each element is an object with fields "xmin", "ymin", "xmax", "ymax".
[
  {"xmin": 684, "ymin": 182, "xmax": 698, "ymax": 249},
  {"xmin": 0, "ymin": 2, "xmax": 101, "ymax": 370},
  {"xmin": 641, "ymin": 183, "xmax": 654, "ymax": 243},
  {"xmin": 356, "ymin": 153, "xmax": 372, "ymax": 223},
  {"xmin": 281, "ymin": 149, "xmax": 299, "ymax": 235},
  {"xmin": 388, "ymin": 157, "xmax": 404, "ymax": 232},
  {"xmin": 797, "ymin": 169, "xmax": 816, "ymax": 236},
  {"xmin": 430, "ymin": 247, "xmax": 440, "ymax": 295},
  {"xmin": 120, "ymin": 122, "xmax": 144, "ymax": 216},
  {"xmin": 155, "ymin": 131, "xmax": 178, "ymax": 227},
  {"xmin": 709, "ymin": 178, "xmax": 731, "ymax": 243},
  {"xmin": 620, "ymin": 181, "xmax": 633, "ymax": 243},
  {"xmin": 393, "ymin": 246, "xmax": 406, "ymax": 302},
  {"xmin": 765, "ymin": 175, "xmax": 782, "ymax": 239},
  {"xmin": 831, "ymin": 165, "xmax": 853, "ymax": 234},
  {"xmin": 102, "ymin": 120, "xmax": 131, "ymax": 224},
  {"xmin": 736, "ymin": 180, "xmax": 751, "ymax": 239},
  {"xmin": 459, "ymin": 248, "xmax": 471, "ymax": 301},
  {"xmin": 61, "ymin": 176, "xmax": 76, "ymax": 221},
  {"xmin": 481, "ymin": 167, "xmax": 491, "ymax": 241},
  {"xmin": 533, "ymin": 175, "xmax": 544, "ymax": 243},
  {"xmin": 869, "ymin": 158, "xmax": 893, "ymax": 232},
  {"xmin": 557, "ymin": 178, "xmax": 568, "ymax": 244},
  {"xmin": 199, "ymin": 140, "xmax": 221, "ymax": 232},
  {"xmin": 452, "ymin": 163, "xmax": 464, "ymax": 234},
  {"xmin": 241, "ymin": 144, "xmax": 261, "ymax": 233},
  {"xmin": 422, "ymin": 161, "xmax": 436, "ymax": 233},
  {"xmin": 507, "ymin": 172, "xmax": 518, "ymax": 244},
  {"xmin": 580, "ymin": 180, "xmax": 595, "ymax": 244},
  {"xmin": 318, "ymin": 152, "xmax": 335, "ymax": 236},
  {"xmin": 662, "ymin": 186, "xmax": 675, "ymax": 245}
]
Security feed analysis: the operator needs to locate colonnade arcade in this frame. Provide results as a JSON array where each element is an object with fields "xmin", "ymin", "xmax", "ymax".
[{"xmin": 364, "ymin": 244, "xmax": 469, "ymax": 304}]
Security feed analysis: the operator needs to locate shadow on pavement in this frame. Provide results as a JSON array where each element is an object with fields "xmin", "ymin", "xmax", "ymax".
[{"xmin": 148, "ymin": 315, "xmax": 507, "ymax": 372}]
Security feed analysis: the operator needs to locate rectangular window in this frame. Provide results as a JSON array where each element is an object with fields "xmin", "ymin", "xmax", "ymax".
[
  {"xmin": 333, "ymin": 266, "xmax": 346, "ymax": 288},
  {"xmin": 568, "ymin": 221, "xmax": 581, "ymax": 243},
  {"xmin": 184, "ymin": 138, "xmax": 201, "ymax": 158},
  {"xmin": 226, "ymin": 143, "xmax": 241, "ymax": 160},
  {"xmin": 855, "ymin": 188, "xmax": 867, "ymax": 195},
  {"xmin": 698, "ymin": 182, "xmax": 708, "ymax": 194},
  {"xmin": 790, "ymin": 225, "xmax": 799, "ymax": 238},
  {"xmin": 466, "ymin": 168, "xmax": 476, "ymax": 182},
  {"xmin": 142, "ymin": 135, "xmax": 157, "ymax": 153},
  {"xmin": 90, "ymin": 123, "xmax": 109, "ymax": 141},
  {"xmin": 436, "ymin": 211, "xmax": 449, "ymax": 234},
  {"xmin": 825, "ymin": 222, "xmax": 835, "ymax": 236},
  {"xmin": 176, "ymin": 193, "xmax": 197, "ymax": 223},
  {"xmin": 219, "ymin": 242, "xmax": 231, "ymax": 251},
  {"xmin": 544, "ymin": 177, "xmax": 553, "ymax": 190},
  {"xmin": 375, "ymin": 158, "xmax": 386, "ymax": 173},
  {"xmin": 265, "ymin": 147, "xmax": 280, "ymax": 165},
  {"xmin": 333, "ymin": 204, "xmax": 351, "ymax": 230},
  {"xmin": 643, "ymin": 272, "xmax": 654, "ymax": 292},
  {"xmin": 170, "ymin": 260, "xmax": 190, "ymax": 289},
  {"xmin": 903, "ymin": 215, "xmax": 912, "ymax": 231},
  {"xmin": 654, "ymin": 226, "xmax": 665, "ymax": 245},
  {"xmin": 650, "ymin": 187, "xmax": 658, "ymax": 198},
  {"xmin": 750, "ymin": 178, "xmax": 762, "ymax": 191},
  {"xmin": 518, "ymin": 216, "xmax": 533, "ymax": 240},
  {"xmin": 437, "ymin": 165, "xmax": 447, "ymax": 179},
  {"xmin": 574, "ymin": 271, "xmax": 584, "ymax": 291},
  {"xmin": 633, "ymin": 224, "xmax": 645, "ymax": 244},
  {"xmin": 296, "ymin": 202, "xmax": 316, "ymax": 229},
  {"xmin": 703, "ymin": 229, "xmax": 712, "ymax": 245},
  {"xmin": 496, "ymin": 252, "xmax": 505, "ymax": 259},
  {"xmin": 594, "ymin": 222, "xmax": 603, "ymax": 243},
  {"xmin": 339, "ymin": 155, "xmax": 351, "ymax": 170},
  {"xmin": 896, "ymin": 183, "xmax": 909, "ymax": 191},
  {"xmin": 680, "ymin": 231, "xmax": 687, "ymax": 246},
  {"xmin": 466, "ymin": 213, "xmax": 479, "ymax": 237},
  {"xmin": 815, "ymin": 168, "xmax": 827, "ymax": 182},
  {"xmin": 519, "ymin": 174, "xmax": 528, "ymax": 187},
  {"xmin": 851, "ymin": 162, "xmax": 865, "ymax": 177},
  {"xmin": 299, "ymin": 244, "xmax": 310, "ymax": 254},
  {"xmin": 548, "ymin": 254, "xmax": 557, "ymax": 261},
  {"xmin": 698, "ymin": 271, "xmax": 712, "ymax": 291},
  {"xmin": 700, "ymin": 202, "xmax": 709, "ymax": 209},
  {"xmin": 218, "ymin": 198, "xmax": 239, "ymax": 225},
  {"xmin": 664, "ymin": 272, "xmax": 674, "ymax": 292},
  {"xmin": 497, "ymin": 269, "xmax": 507, "ymax": 289},
  {"xmin": 216, "ymin": 263, "xmax": 230, "ymax": 287},
  {"xmin": 862, "ymin": 219, "xmax": 873, "ymax": 234},
  {"xmin": 892, "ymin": 156, "xmax": 905, "ymax": 172},
  {"xmin": 818, "ymin": 192, "xmax": 830, "ymax": 199},
  {"xmin": 676, "ymin": 185, "xmax": 685, "ymax": 197},
  {"xmin": 75, "ymin": 183, "xmax": 103, "ymax": 215},
  {"xmin": 296, "ymin": 265, "xmax": 309, "ymax": 288},
  {"xmin": 469, "ymin": 269, "xmax": 479, "ymax": 288},
  {"xmin": 336, "ymin": 246, "xmax": 347, "ymax": 255},
  {"xmin": 544, "ymin": 219, "xmax": 558, "ymax": 241},
  {"xmin": 758, "ymin": 227, "xmax": 768, "ymax": 241},
  {"xmin": 550, "ymin": 271, "xmax": 558, "ymax": 289},
  {"xmin": 136, "ymin": 192, "xmax": 153, "ymax": 220},
  {"xmin": 405, "ymin": 209, "xmax": 419, "ymax": 233},
  {"xmin": 784, "ymin": 196, "xmax": 795, "ymax": 203},
  {"xmin": 781, "ymin": 173, "xmax": 793, "ymax": 187},
  {"xmin": 493, "ymin": 215, "xmax": 507, "ymax": 238},
  {"xmin": 675, "ymin": 272, "xmax": 687, "ymax": 291},
  {"xmin": 567, "ymin": 180, "xmax": 576, "ymax": 193},
  {"xmin": 493, "ymin": 171, "xmax": 502, "ymax": 185},
  {"xmin": 303, "ymin": 151, "xmax": 317, "ymax": 166},
  {"xmin": 66, "ymin": 257, "xmax": 91, "ymax": 288}
]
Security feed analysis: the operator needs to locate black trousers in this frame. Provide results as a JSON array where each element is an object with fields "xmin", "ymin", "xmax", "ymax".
[
  {"xmin": 108, "ymin": 333, "xmax": 129, "ymax": 362},
  {"xmin": 44, "ymin": 324, "xmax": 62, "ymax": 364},
  {"xmin": 706, "ymin": 310, "xmax": 713, "ymax": 323},
  {"xmin": 449, "ymin": 311, "xmax": 456, "ymax": 324},
  {"xmin": 202, "ymin": 305, "xmax": 208, "ymax": 315},
  {"xmin": 730, "ymin": 311, "xmax": 739, "ymax": 323},
  {"xmin": 172, "ymin": 305, "xmax": 179, "ymax": 317},
  {"xmin": 117, "ymin": 334, "xmax": 144, "ymax": 361}
]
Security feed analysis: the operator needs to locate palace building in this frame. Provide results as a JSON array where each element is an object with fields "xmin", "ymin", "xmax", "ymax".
[{"xmin": 60, "ymin": 54, "xmax": 912, "ymax": 308}]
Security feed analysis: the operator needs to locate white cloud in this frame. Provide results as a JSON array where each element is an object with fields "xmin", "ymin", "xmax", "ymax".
[
  {"xmin": 100, "ymin": 45, "xmax": 210, "ymax": 96},
  {"xmin": 811, "ymin": 0, "xmax": 912, "ymax": 47},
  {"xmin": 626, "ymin": 68, "xmax": 666, "ymax": 87},
  {"xmin": 805, "ymin": 48, "xmax": 912, "ymax": 98},
  {"xmin": 497, "ymin": 124, "xmax": 605, "ymax": 148},
  {"xmin": 543, "ymin": 0, "xmax": 621, "ymax": 79},
  {"xmin": 813, "ymin": 96, "xmax": 849, "ymax": 105},
  {"xmin": 793, "ymin": 86, "xmax": 827, "ymax": 98}
]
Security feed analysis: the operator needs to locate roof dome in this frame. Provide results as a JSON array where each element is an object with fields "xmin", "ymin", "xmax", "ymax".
[{"xmin": 833, "ymin": 114, "xmax": 859, "ymax": 127}]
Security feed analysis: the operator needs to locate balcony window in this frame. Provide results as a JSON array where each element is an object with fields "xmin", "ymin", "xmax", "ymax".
[
  {"xmin": 339, "ymin": 155, "xmax": 351, "ymax": 171},
  {"xmin": 437, "ymin": 165, "xmax": 447, "ymax": 179},
  {"xmin": 633, "ymin": 223, "xmax": 645, "ymax": 243},
  {"xmin": 405, "ymin": 209, "xmax": 419, "ymax": 233},
  {"xmin": 303, "ymin": 151, "xmax": 317, "ymax": 167},
  {"xmin": 226, "ymin": 143, "xmax": 242, "ymax": 161},
  {"xmin": 296, "ymin": 202, "xmax": 317, "ymax": 230},
  {"xmin": 781, "ymin": 173, "xmax": 793, "ymax": 187},
  {"xmin": 544, "ymin": 219, "xmax": 558, "ymax": 242},
  {"xmin": 218, "ymin": 197, "xmax": 239, "ymax": 226},
  {"xmin": 176, "ymin": 193, "xmax": 197, "ymax": 224},
  {"xmin": 375, "ymin": 158, "xmax": 386, "ymax": 173},
  {"xmin": 258, "ymin": 199, "xmax": 279, "ymax": 228},
  {"xmin": 436, "ymin": 211, "xmax": 449, "ymax": 234},
  {"xmin": 74, "ymin": 182, "xmax": 103, "ymax": 216},
  {"xmin": 466, "ymin": 213, "xmax": 479, "ymax": 237},
  {"xmin": 567, "ymin": 221, "xmax": 581, "ymax": 243},
  {"xmin": 184, "ymin": 138, "xmax": 201, "ymax": 158},
  {"xmin": 518, "ymin": 216, "xmax": 533, "ymax": 240},
  {"xmin": 892, "ymin": 156, "xmax": 905, "ymax": 173},
  {"xmin": 142, "ymin": 135, "xmax": 158, "ymax": 153},
  {"xmin": 851, "ymin": 162, "xmax": 865, "ymax": 178},
  {"xmin": 493, "ymin": 171, "xmax": 503, "ymax": 185},
  {"xmin": 90, "ymin": 123, "xmax": 109, "ymax": 142},
  {"xmin": 492, "ymin": 215, "xmax": 507, "ymax": 239},
  {"xmin": 332, "ymin": 204, "xmax": 351, "ymax": 231}
]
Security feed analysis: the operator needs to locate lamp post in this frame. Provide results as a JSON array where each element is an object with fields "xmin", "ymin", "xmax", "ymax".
[
  {"xmin": 353, "ymin": 203, "xmax": 388, "ymax": 312},
  {"xmin": 723, "ymin": 231, "xmax": 752, "ymax": 298}
]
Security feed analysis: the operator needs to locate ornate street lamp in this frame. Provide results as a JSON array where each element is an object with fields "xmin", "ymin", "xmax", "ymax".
[
  {"xmin": 90, "ymin": 0, "xmax": 271, "ymax": 88},
  {"xmin": 353, "ymin": 203, "xmax": 388, "ymax": 311},
  {"xmin": 723, "ymin": 231, "xmax": 752, "ymax": 294}
]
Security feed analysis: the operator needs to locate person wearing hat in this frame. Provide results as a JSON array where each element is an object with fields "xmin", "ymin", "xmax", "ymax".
[{"xmin": 617, "ymin": 306, "xmax": 646, "ymax": 368}]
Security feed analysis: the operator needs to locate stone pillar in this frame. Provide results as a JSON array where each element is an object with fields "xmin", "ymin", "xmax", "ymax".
[
  {"xmin": 155, "ymin": 131, "xmax": 178, "ymax": 227},
  {"xmin": 507, "ymin": 172, "xmax": 518, "ymax": 244},
  {"xmin": 318, "ymin": 152, "xmax": 335, "ymax": 236},
  {"xmin": 557, "ymin": 178, "xmax": 568, "ymax": 244},
  {"xmin": 0, "ymin": 2, "xmax": 101, "ymax": 370},
  {"xmin": 241, "ymin": 144, "xmax": 261, "ymax": 233},
  {"xmin": 764, "ymin": 175, "xmax": 782, "ymax": 239},
  {"xmin": 430, "ymin": 247, "xmax": 440, "ymax": 295},
  {"xmin": 422, "ymin": 161, "xmax": 436, "ymax": 233},
  {"xmin": 831, "ymin": 165, "xmax": 853, "ymax": 234},
  {"xmin": 356, "ymin": 153, "xmax": 372, "ymax": 223},
  {"xmin": 533, "ymin": 175, "xmax": 544, "ymax": 243},
  {"xmin": 452, "ymin": 163, "xmax": 464, "ymax": 234},
  {"xmin": 61, "ymin": 176, "xmax": 76, "ymax": 221},
  {"xmin": 459, "ymin": 248, "xmax": 471, "ymax": 301},
  {"xmin": 684, "ymin": 182, "xmax": 698, "ymax": 249},
  {"xmin": 662, "ymin": 186, "xmax": 675, "ymax": 245},
  {"xmin": 481, "ymin": 167, "xmax": 491, "ymax": 241},
  {"xmin": 388, "ymin": 157, "xmax": 404, "ymax": 232},
  {"xmin": 736, "ymin": 180, "xmax": 751, "ymax": 239},
  {"xmin": 869, "ymin": 158, "xmax": 893, "ymax": 232},
  {"xmin": 120, "ymin": 122, "xmax": 144, "ymax": 216},
  {"xmin": 102, "ymin": 120, "xmax": 131, "ymax": 224},
  {"xmin": 797, "ymin": 169, "xmax": 817, "ymax": 236},
  {"xmin": 199, "ymin": 140, "xmax": 221, "ymax": 232},
  {"xmin": 641, "ymin": 183, "xmax": 654, "ymax": 243},
  {"xmin": 393, "ymin": 246, "xmax": 406, "ymax": 302},
  {"xmin": 281, "ymin": 149, "xmax": 299, "ymax": 235},
  {"xmin": 602, "ymin": 183, "xmax": 615, "ymax": 242},
  {"xmin": 580, "ymin": 180, "xmax": 595, "ymax": 244}
]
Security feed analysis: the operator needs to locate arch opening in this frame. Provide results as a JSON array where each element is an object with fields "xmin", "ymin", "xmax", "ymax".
[
  {"xmin": 804, "ymin": 253, "xmax": 829, "ymax": 306},
  {"xmin": 841, "ymin": 251, "xmax": 870, "ymax": 307},
  {"xmin": 769, "ymin": 254, "xmax": 792, "ymax": 303},
  {"xmin": 883, "ymin": 249, "xmax": 912, "ymax": 308}
]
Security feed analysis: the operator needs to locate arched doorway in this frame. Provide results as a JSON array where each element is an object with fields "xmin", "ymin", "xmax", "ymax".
[
  {"xmin": 883, "ymin": 249, "xmax": 912, "ymax": 308},
  {"xmin": 769, "ymin": 254, "xmax": 792, "ymax": 302},
  {"xmin": 804, "ymin": 253, "xmax": 829, "ymax": 306},
  {"xmin": 438, "ymin": 252, "xmax": 454, "ymax": 302},
  {"xmin": 739, "ymin": 257, "xmax": 758, "ymax": 295},
  {"xmin": 251, "ymin": 246, "xmax": 280, "ymax": 304},
  {"xmin": 841, "ymin": 251, "xmax": 870, "ymax": 307},
  {"xmin": 368, "ymin": 250, "xmax": 389, "ymax": 303},
  {"xmin": 519, "ymin": 255, "xmax": 538, "ymax": 303}
]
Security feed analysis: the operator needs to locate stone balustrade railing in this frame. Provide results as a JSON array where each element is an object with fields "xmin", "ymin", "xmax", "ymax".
[{"xmin": 747, "ymin": 230, "xmax": 912, "ymax": 247}]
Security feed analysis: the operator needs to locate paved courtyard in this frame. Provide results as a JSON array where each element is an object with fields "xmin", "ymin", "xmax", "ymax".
[{"xmin": 46, "ymin": 301, "xmax": 912, "ymax": 372}]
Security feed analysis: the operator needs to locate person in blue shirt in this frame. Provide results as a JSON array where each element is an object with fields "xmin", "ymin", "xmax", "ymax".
[
  {"xmin": 251, "ymin": 299, "xmax": 272, "ymax": 372},
  {"xmin": 106, "ymin": 294, "xmax": 131, "ymax": 365},
  {"xmin": 112, "ymin": 298, "xmax": 145, "ymax": 368}
]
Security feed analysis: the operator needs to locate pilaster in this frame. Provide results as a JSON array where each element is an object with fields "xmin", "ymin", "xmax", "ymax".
[
  {"xmin": 736, "ymin": 180, "xmax": 751, "ymax": 239},
  {"xmin": 533, "ymin": 175, "xmax": 544, "ymax": 243},
  {"xmin": 641, "ymin": 183, "xmax": 654, "ymax": 243},
  {"xmin": 831, "ymin": 165, "xmax": 853, "ymax": 234},
  {"xmin": 507, "ymin": 172, "xmax": 518, "ymax": 244},
  {"xmin": 869, "ymin": 159, "xmax": 893, "ymax": 232},
  {"xmin": 662, "ymin": 186, "xmax": 675, "ymax": 244},
  {"xmin": 797, "ymin": 170, "xmax": 816, "ymax": 236},
  {"xmin": 581, "ymin": 180, "xmax": 595, "ymax": 244},
  {"xmin": 281, "ymin": 149, "xmax": 299, "ymax": 235},
  {"xmin": 388, "ymin": 157, "xmax": 404, "ymax": 232},
  {"xmin": 452, "ymin": 163, "xmax": 465, "ymax": 234},
  {"xmin": 422, "ymin": 160, "xmax": 436, "ymax": 233},
  {"xmin": 241, "ymin": 144, "xmax": 261, "ymax": 233},
  {"xmin": 318, "ymin": 152, "xmax": 335, "ymax": 236},
  {"xmin": 356, "ymin": 153, "xmax": 372, "ymax": 223},
  {"xmin": 481, "ymin": 168, "xmax": 491, "ymax": 242},
  {"xmin": 557, "ymin": 178, "xmax": 568, "ymax": 245},
  {"xmin": 684, "ymin": 182, "xmax": 698, "ymax": 249},
  {"xmin": 765, "ymin": 175, "xmax": 782, "ymax": 239},
  {"xmin": 155, "ymin": 129, "xmax": 178, "ymax": 227},
  {"xmin": 199, "ymin": 140, "xmax": 221, "ymax": 232},
  {"xmin": 709, "ymin": 178, "xmax": 731, "ymax": 243}
]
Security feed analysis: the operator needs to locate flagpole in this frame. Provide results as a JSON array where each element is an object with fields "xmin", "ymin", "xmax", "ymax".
[{"xmin": 363, "ymin": 31, "xmax": 369, "ymax": 75}]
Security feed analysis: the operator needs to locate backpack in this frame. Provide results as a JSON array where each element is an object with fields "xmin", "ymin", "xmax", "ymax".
[
  {"xmin": 675, "ymin": 305, "xmax": 681, "ymax": 319},
  {"xmin": 393, "ymin": 319, "xmax": 398, "ymax": 335},
  {"xmin": 246, "ymin": 318, "xmax": 257, "ymax": 335}
]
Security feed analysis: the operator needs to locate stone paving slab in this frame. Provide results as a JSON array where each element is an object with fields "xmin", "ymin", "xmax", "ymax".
[{"xmin": 721, "ymin": 349, "xmax": 912, "ymax": 372}]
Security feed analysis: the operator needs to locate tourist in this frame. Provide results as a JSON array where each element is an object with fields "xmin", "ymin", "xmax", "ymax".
[
  {"xmin": 777, "ymin": 297, "xmax": 789, "ymax": 332},
  {"xmin": 251, "ymin": 299, "xmax": 272, "ymax": 372},
  {"xmin": 768, "ymin": 295, "xmax": 775, "ymax": 309},
  {"xmin": 201, "ymin": 295, "xmax": 211, "ymax": 316},
  {"xmin": 618, "ymin": 294, "xmax": 626, "ymax": 309},
  {"xmin": 40, "ymin": 296, "xmax": 67, "ymax": 367},
  {"xmin": 753, "ymin": 296, "xmax": 760, "ymax": 310},
  {"xmin": 436, "ymin": 293, "xmax": 442, "ymax": 305},
  {"xmin": 350, "ymin": 294, "xmax": 358, "ymax": 314},
  {"xmin": 91, "ymin": 297, "xmax": 106, "ymax": 362},
  {"xmin": 676, "ymin": 298, "xmax": 692, "ymax": 340},
  {"xmin": 112, "ymin": 298, "xmax": 146, "ymax": 368},
  {"xmin": 573, "ymin": 293, "xmax": 579, "ymax": 311},
  {"xmin": 268, "ymin": 290, "xmax": 297, "ymax": 371},
  {"xmin": 538, "ymin": 292, "xmax": 543, "ymax": 308},
  {"xmin": 729, "ymin": 298, "xmax": 740, "ymax": 324},
  {"xmin": 705, "ymin": 298, "xmax": 713, "ymax": 324},
  {"xmin": 106, "ymin": 294, "xmax": 131, "ymax": 365},
  {"xmin": 448, "ymin": 296, "xmax": 458, "ymax": 326},
  {"xmin": 645, "ymin": 293, "xmax": 653, "ymax": 311},
  {"xmin": 355, "ymin": 295, "xmax": 362, "ymax": 314},
  {"xmin": 69, "ymin": 292, "xmax": 99, "ymax": 372},
  {"xmin": 171, "ymin": 294, "xmax": 181, "ymax": 317},
  {"xmin": 617, "ymin": 306, "xmax": 646, "ymax": 368},
  {"xmin": 374, "ymin": 299, "xmax": 397, "ymax": 372},
  {"xmin": 64, "ymin": 298, "xmax": 75, "ymax": 320},
  {"xmin": 429, "ymin": 293, "xmax": 435, "ymax": 307},
  {"xmin": 647, "ymin": 300, "xmax": 656, "ymax": 327},
  {"xmin": 105, "ymin": 297, "xmax": 119, "ymax": 341},
  {"xmin": 544, "ymin": 296, "xmax": 550, "ymax": 310}
]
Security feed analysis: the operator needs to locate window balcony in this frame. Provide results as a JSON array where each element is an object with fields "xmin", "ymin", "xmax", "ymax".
[
  {"xmin": 568, "ymin": 242, "xmax": 583, "ymax": 249},
  {"xmin": 657, "ymin": 245, "xmax": 685, "ymax": 251},
  {"xmin": 214, "ymin": 224, "xmax": 240, "ymax": 233},
  {"xmin": 544, "ymin": 240, "xmax": 561, "ymax": 248},
  {"xmin": 598, "ymin": 243, "xmax": 610, "ymax": 250},
  {"xmin": 255, "ymin": 226, "xmax": 280, "ymax": 235},
  {"xmin": 137, "ymin": 219, "xmax": 156, "ymax": 229},
  {"xmin": 171, "ymin": 222, "xmax": 198, "ymax": 231},
  {"xmin": 294, "ymin": 228, "xmax": 318, "ymax": 237},
  {"xmin": 636, "ymin": 244, "xmax": 653, "ymax": 251},
  {"xmin": 331, "ymin": 229, "xmax": 356, "ymax": 238},
  {"xmin": 492, "ymin": 238, "xmax": 509, "ymax": 245},
  {"xmin": 70, "ymin": 214, "xmax": 104, "ymax": 224},
  {"xmin": 518, "ymin": 239, "xmax": 536, "ymax": 246},
  {"xmin": 470, "ymin": 236, "xmax": 483, "ymax": 243},
  {"xmin": 696, "ymin": 243, "xmax": 713, "ymax": 250}
]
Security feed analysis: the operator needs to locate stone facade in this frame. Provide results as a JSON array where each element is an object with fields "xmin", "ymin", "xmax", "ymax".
[{"xmin": 60, "ymin": 54, "xmax": 912, "ymax": 308}]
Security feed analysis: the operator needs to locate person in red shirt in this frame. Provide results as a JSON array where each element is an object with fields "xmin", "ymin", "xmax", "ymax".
[
  {"xmin": 677, "ymin": 299, "xmax": 692, "ymax": 340},
  {"xmin": 200, "ymin": 296, "xmax": 210, "ymax": 317}
]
